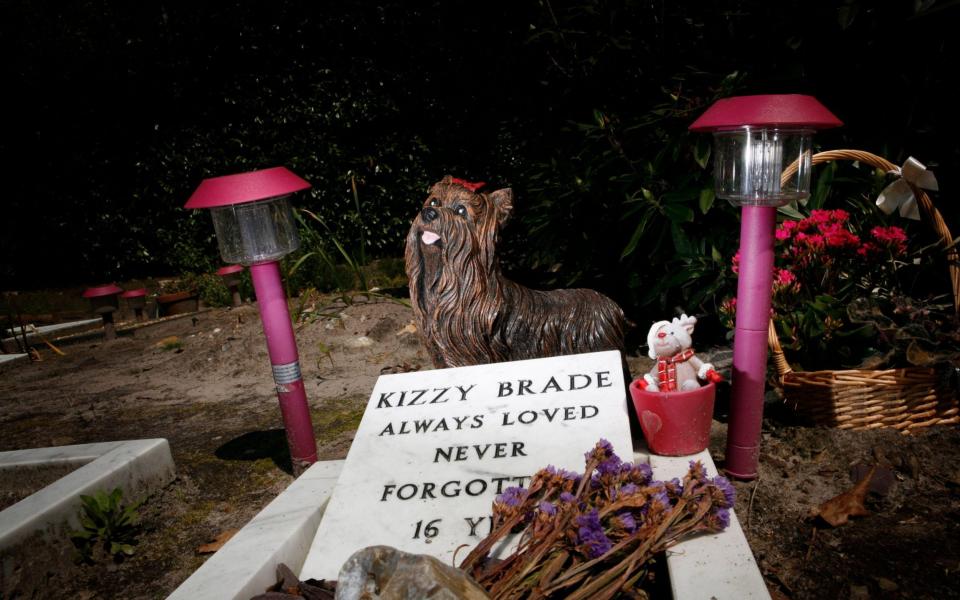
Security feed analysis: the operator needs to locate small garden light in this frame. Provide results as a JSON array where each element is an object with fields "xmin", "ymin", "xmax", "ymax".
[
  {"xmin": 691, "ymin": 94, "xmax": 842, "ymax": 479},
  {"xmin": 185, "ymin": 166, "xmax": 318, "ymax": 473},
  {"xmin": 83, "ymin": 284, "xmax": 124, "ymax": 340},
  {"xmin": 121, "ymin": 288, "xmax": 148, "ymax": 322},
  {"xmin": 216, "ymin": 265, "xmax": 245, "ymax": 307}
]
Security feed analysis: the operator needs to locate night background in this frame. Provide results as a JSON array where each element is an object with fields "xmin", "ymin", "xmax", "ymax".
[
  {"xmin": 2, "ymin": 0, "xmax": 958, "ymax": 318},
  {"xmin": 3, "ymin": 3, "xmax": 960, "ymax": 598}
]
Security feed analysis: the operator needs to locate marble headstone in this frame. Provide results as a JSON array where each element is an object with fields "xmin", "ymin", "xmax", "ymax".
[{"xmin": 300, "ymin": 350, "xmax": 632, "ymax": 580}]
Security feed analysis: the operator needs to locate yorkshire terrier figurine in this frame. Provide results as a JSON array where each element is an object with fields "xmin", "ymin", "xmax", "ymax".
[{"xmin": 405, "ymin": 176, "xmax": 626, "ymax": 368}]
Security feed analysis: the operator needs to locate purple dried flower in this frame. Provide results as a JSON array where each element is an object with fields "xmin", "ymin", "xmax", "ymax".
[
  {"xmin": 586, "ymin": 439, "xmax": 622, "ymax": 477},
  {"xmin": 539, "ymin": 500, "xmax": 557, "ymax": 516},
  {"xmin": 576, "ymin": 509, "xmax": 613, "ymax": 558},
  {"xmin": 618, "ymin": 483, "xmax": 639, "ymax": 499},
  {"xmin": 496, "ymin": 486, "xmax": 527, "ymax": 508},
  {"xmin": 649, "ymin": 488, "xmax": 671, "ymax": 513},
  {"xmin": 710, "ymin": 507, "xmax": 731, "ymax": 530},
  {"xmin": 620, "ymin": 462, "xmax": 652, "ymax": 484},
  {"xmin": 663, "ymin": 477, "xmax": 683, "ymax": 496},
  {"xmin": 612, "ymin": 511, "xmax": 637, "ymax": 533},
  {"xmin": 711, "ymin": 476, "xmax": 736, "ymax": 508},
  {"xmin": 688, "ymin": 460, "xmax": 706, "ymax": 480},
  {"xmin": 559, "ymin": 492, "xmax": 576, "ymax": 503}
]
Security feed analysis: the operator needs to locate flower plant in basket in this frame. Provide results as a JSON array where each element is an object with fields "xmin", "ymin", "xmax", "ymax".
[
  {"xmin": 459, "ymin": 440, "xmax": 734, "ymax": 600},
  {"xmin": 722, "ymin": 206, "xmax": 954, "ymax": 371}
]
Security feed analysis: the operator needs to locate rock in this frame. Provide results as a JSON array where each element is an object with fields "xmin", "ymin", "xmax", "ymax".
[
  {"xmin": 848, "ymin": 584, "xmax": 870, "ymax": 600},
  {"xmin": 876, "ymin": 577, "xmax": 899, "ymax": 591},
  {"xmin": 346, "ymin": 336, "xmax": 375, "ymax": 348},
  {"xmin": 335, "ymin": 545, "xmax": 489, "ymax": 600},
  {"xmin": 365, "ymin": 316, "xmax": 399, "ymax": 342}
]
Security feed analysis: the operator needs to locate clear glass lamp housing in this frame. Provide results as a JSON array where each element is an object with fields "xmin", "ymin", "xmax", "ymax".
[
  {"xmin": 209, "ymin": 195, "xmax": 300, "ymax": 265},
  {"xmin": 712, "ymin": 128, "xmax": 813, "ymax": 207}
]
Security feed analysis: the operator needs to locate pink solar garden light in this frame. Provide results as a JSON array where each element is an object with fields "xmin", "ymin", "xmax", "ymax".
[
  {"xmin": 121, "ymin": 288, "xmax": 148, "ymax": 321},
  {"xmin": 185, "ymin": 166, "xmax": 318, "ymax": 473},
  {"xmin": 690, "ymin": 94, "xmax": 842, "ymax": 479},
  {"xmin": 83, "ymin": 284, "xmax": 124, "ymax": 340},
  {"xmin": 216, "ymin": 264, "xmax": 245, "ymax": 307}
]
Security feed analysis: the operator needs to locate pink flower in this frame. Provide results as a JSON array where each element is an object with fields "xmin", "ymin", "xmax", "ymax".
[
  {"xmin": 871, "ymin": 226, "xmax": 908, "ymax": 255},
  {"xmin": 731, "ymin": 251, "xmax": 741, "ymax": 275},
  {"xmin": 775, "ymin": 220, "xmax": 797, "ymax": 241},
  {"xmin": 720, "ymin": 297, "xmax": 737, "ymax": 320},
  {"xmin": 820, "ymin": 222, "xmax": 861, "ymax": 249},
  {"xmin": 776, "ymin": 269, "xmax": 796, "ymax": 286},
  {"xmin": 857, "ymin": 242, "xmax": 881, "ymax": 259},
  {"xmin": 829, "ymin": 209, "xmax": 850, "ymax": 223},
  {"xmin": 794, "ymin": 232, "xmax": 825, "ymax": 251},
  {"xmin": 773, "ymin": 268, "xmax": 799, "ymax": 293}
]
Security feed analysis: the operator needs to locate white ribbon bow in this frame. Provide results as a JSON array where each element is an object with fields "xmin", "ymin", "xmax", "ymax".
[{"xmin": 875, "ymin": 157, "xmax": 939, "ymax": 220}]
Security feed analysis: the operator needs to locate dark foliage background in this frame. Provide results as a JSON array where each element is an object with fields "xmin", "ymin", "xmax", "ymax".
[{"xmin": 2, "ymin": 0, "xmax": 957, "ymax": 321}]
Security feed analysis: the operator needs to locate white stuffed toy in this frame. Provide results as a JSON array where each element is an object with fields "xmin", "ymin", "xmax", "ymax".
[{"xmin": 639, "ymin": 314, "xmax": 720, "ymax": 392}]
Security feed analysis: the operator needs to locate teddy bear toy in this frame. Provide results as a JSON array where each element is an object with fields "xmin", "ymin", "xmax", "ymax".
[{"xmin": 637, "ymin": 314, "xmax": 723, "ymax": 392}]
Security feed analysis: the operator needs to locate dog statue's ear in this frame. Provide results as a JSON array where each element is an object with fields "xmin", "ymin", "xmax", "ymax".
[
  {"xmin": 489, "ymin": 188, "xmax": 513, "ymax": 226},
  {"xmin": 440, "ymin": 175, "xmax": 454, "ymax": 185}
]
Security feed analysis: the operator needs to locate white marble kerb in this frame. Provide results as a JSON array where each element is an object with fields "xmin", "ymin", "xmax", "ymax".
[{"xmin": 300, "ymin": 350, "xmax": 632, "ymax": 580}]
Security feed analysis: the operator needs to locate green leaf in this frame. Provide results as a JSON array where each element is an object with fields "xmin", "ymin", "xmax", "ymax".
[
  {"xmin": 809, "ymin": 161, "xmax": 837, "ymax": 210},
  {"xmin": 671, "ymin": 222, "xmax": 694, "ymax": 255},
  {"xmin": 777, "ymin": 202, "xmax": 806, "ymax": 220},
  {"xmin": 663, "ymin": 203, "xmax": 695, "ymax": 223},
  {"xmin": 592, "ymin": 109, "xmax": 606, "ymax": 129},
  {"xmin": 621, "ymin": 210, "xmax": 654, "ymax": 260},
  {"xmin": 287, "ymin": 252, "xmax": 317, "ymax": 277},
  {"xmin": 698, "ymin": 188, "xmax": 715, "ymax": 214},
  {"xmin": 661, "ymin": 187, "xmax": 699, "ymax": 205},
  {"xmin": 694, "ymin": 137, "xmax": 712, "ymax": 169}
]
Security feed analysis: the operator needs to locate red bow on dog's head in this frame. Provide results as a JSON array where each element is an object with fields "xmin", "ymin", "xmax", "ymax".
[{"xmin": 450, "ymin": 178, "xmax": 486, "ymax": 193}]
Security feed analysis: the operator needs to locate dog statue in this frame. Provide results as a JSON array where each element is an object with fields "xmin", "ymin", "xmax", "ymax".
[
  {"xmin": 638, "ymin": 314, "xmax": 721, "ymax": 392},
  {"xmin": 405, "ymin": 175, "xmax": 626, "ymax": 368}
]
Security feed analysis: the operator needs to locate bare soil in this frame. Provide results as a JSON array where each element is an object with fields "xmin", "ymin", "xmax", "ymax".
[{"xmin": 1, "ymin": 296, "xmax": 958, "ymax": 599}]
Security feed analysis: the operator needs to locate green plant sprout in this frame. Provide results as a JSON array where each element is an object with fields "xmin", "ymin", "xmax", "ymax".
[{"xmin": 70, "ymin": 488, "xmax": 143, "ymax": 563}]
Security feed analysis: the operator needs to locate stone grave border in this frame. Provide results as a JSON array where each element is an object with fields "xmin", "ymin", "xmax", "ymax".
[
  {"xmin": 168, "ymin": 449, "xmax": 769, "ymax": 600},
  {"xmin": 0, "ymin": 439, "xmax": 176, "ymax": 594}
]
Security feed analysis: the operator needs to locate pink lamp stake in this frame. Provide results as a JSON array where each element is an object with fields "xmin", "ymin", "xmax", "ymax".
[
  {"xmin": 83, "ymin": 284, "xmax": 124, "ymax": 340},
  {"xmin": 691, "ymin": 95, "xmax": 842, "ymax": 479},
  {"xmin": 185, "ymin": 167, "xmax": 318, "ymax": 474}
]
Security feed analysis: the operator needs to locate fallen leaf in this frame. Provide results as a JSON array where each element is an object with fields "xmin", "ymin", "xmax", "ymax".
[
  {"xmin": 811, "ymin": 465, "xmax": 876, "ymax": 527},
  {"xmin": 155, "ymin": 335, "xmax": 180, "ymax": 348},
  {"xmin": 196, "ymin": 529, "xmax": 238, "ymax": 554},
  {"xmin": 396, "ymin": 322, "xmax": 417, "ymax": 336}
]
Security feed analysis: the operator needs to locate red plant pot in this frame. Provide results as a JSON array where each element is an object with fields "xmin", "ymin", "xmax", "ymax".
[
  {"xmin": 156, "ymin": 290, "xmax": 199, "ymax": 316},
  {"xmin": 629, "ymin": 381, "xmax": 715, "ymax": 456}
]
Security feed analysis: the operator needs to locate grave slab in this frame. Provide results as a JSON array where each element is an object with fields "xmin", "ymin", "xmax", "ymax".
[
  {"xmin": 2, "ymin": 318, "xmax": 101, "ymax": 342},
  {"xmin": 170, "ymin": 450, "xmax": 769, "ymax": 600},
  {"xmin": 0, "ymin": 353, "xmax": 28, "ymax": 365},
  {"xmin": 300, "ymin": 350, "xmax": 632, "ymax": 580}
]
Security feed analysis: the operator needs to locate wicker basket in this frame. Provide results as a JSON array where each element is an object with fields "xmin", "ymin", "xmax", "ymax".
[{"xmin": 769, "ymin": 149, "xmax": 960, "ymax": 433}]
